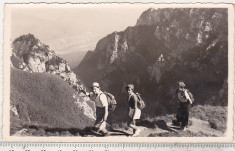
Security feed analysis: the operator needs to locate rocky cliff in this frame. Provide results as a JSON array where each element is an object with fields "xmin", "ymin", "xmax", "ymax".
[
  {"xmin": 74, "ymin": 8, "xmax": 228, "ymax": 118},
  {"xmin": 10, "ymin": 34, "xmax": 95, "ymax": 135},
  {"xmin": 11, "ymin": 34, "xmax": 86, "ymax": 91}
]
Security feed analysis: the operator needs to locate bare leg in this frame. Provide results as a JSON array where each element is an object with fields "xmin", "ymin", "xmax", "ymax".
[
  {"xmin": 98, "ymin": 122, "xmax": 110, "ymax": 136},
  {"xmin": 129, "ymin": 120, "xmax": 138, "ymax": 135}
]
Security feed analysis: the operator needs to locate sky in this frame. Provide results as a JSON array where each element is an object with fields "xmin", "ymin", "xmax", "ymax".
[{"xmin": 11, "ymin": 4, "xmax": 152, "ymax": 54}]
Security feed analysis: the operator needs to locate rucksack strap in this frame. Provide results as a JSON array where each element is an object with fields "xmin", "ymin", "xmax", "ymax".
[
  {"xmin": 178, "ymin": 90, "xmax": 187, "ymax": 102},
  {"xmin": 127, "ymin": 94, "xmax": 132, "ymax": 102}
]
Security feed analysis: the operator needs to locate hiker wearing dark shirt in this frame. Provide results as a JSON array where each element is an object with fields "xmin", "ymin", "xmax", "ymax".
[
  {"xmin": 173, "ymin": 81, "xmax": 193, "ymax": 131},
  {"xmin": 126, "ymin": 84, "xmax": 142, "ymax": 136},
  {"xmin": 79, "ymin": 82, "xmax": 110, "ymax": 136}
]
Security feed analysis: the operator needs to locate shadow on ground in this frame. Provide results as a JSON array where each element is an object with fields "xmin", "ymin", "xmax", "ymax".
[
  {"xmin": 23, "ymin": 124, "xmax": 131, "ymax": 137},
  {"xmin": 136, "ymin": 119, "xmax": 174, "ymax": 132},
  {"xmin": 155, "ymin": 120, "xmax": 175, "ymax": 132}
]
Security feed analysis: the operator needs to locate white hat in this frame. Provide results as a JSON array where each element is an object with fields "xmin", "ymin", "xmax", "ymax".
[{"xmin": 91, "ymin": 82, "xmax": 100, "ymax": 88}]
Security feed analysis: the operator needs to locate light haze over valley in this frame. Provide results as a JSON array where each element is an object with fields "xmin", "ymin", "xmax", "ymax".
[{"xmin": 11, "ymin": 5, "xmax": 153, "ymax": 68}]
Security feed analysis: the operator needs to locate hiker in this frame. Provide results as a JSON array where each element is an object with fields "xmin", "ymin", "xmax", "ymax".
[
  {"xmin": 79, "ymin": 82, "xmax": 110, "ymax": 136},
  {"xmin": 126, "ymin": 84, "xmax": 142, "ymax": 136},
  {"xmin": 173, "ymin": 81, "xmax": 193, "ymax": 131}
]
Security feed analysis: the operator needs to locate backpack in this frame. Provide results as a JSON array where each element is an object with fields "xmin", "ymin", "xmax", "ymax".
[
  {"xmin": 135, "ymin": 93, "xmax": 146, "ymax": 110},
  {"xmin": 185, "ymin": 89, "xmax": 194, "ymax": 103},
  {"xmin": 103, "ymin": 92, "xmax": 117, "ymax": 111}
]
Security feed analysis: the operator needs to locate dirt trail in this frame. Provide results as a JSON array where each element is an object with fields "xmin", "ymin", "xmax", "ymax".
[
  {"xmin": 12, "ymin": 117, "xmax": 224, "ymax": 137},
  {"xmin": 136, "ymin": 117, "xmax": 224, "ymax": 137},
  {"xmin": 97, "ymin": 117, "xmax": 224, "ymax": 137}
]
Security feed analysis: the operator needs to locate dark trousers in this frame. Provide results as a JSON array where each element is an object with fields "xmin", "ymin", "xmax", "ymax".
[
  {"xmin": 176, "ymin": 102, "xmax": 191, "ymax": 127},
  {"xmin": 95, "ymin": 107, "xmax": 105, "ymax": 126}
]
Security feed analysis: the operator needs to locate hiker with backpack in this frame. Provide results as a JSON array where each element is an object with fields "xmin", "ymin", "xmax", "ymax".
[
  {"xmin": 172, "ymin": 81, "xmax": 193, "ymax": 131},
  {"xmin": 79, "ymin": 82, "xmax": 110, "ymax": 136},
  {"xmin": 126, "ymin": 84, "xmax": 145, "ymax": 136}
]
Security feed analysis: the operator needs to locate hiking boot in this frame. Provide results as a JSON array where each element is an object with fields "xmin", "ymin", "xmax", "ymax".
[
  {"xmin": 181, "ymin": 126, "xmax": 188, "ymax": 131},
  {"xmin": 132, "ymin": 127, "xmax": 145, "ymax": 137},
  {"xmin": 90, "ymin": 129, "xmax": 102, "ymax": 136},
  {"xmin": 128, "ymin": 130, "xmax": 135, "ymax": 137},
  {"xmin": 103, "ymin": 131, "xmax": 111, "ymax": 137}
]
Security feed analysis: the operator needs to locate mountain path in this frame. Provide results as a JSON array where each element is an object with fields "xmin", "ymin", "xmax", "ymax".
[
  {"xmin": 137, "ymin": 117, "xmax": 224, "ymax": 137},
  {"xmin": 92, "ymin": 117, "xmax": 224, "ymax": 137},
  {"xmin": 12, "ymin": 117, "xmax": 224, "ymax": 137}
]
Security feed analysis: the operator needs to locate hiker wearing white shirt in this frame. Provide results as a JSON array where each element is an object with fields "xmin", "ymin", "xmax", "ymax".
[{"xmin": 80, "ymin": 82, "xmax": 110, "ymax": 136}]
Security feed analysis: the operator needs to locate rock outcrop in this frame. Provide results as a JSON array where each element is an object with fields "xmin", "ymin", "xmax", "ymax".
[
  {"xmin": 11, "ymin": 34, "xmax": 84, "ymax": 91},
  {"xmin": 74, "ymin": 8, "xmax": 228, "ymax": 118},
  {"xmin": 10, "ymin": 68, "xmax": 96, "ymax": 135},
  {"xmin": 10, "ymin": 34, "xmax": 96, "ymax": 134}
]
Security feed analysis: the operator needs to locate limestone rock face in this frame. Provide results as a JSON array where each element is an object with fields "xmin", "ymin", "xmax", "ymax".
[
  {"xmin": 11, "ymin": 34, "xmax": 83, "ymax": 91},
  {"xmin": 74, "ymin": 8, "xmax": 228, "ymax": 117},
  {"xmin": 10, "ymin": 34, "xmax": 96, "ymax": 131}
]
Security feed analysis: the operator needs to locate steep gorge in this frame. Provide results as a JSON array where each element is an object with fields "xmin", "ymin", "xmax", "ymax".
[{"xmin": 74, "ymin": 8, "xmax": 228, "ymax": 119}]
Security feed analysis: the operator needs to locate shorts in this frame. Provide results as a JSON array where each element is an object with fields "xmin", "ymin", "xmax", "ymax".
[
  {"xmin": 129, "ymin": 108, "xmax": 141, "ymax": 120},
  {"xmin": 128, "ymin": 108, "xmax": 141, "ymax": 126},
  {"xmin": 95, "ymin": 107, "xmax": 105, "ymax": 128}
]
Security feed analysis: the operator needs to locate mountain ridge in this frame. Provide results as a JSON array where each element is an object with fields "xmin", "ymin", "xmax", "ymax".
[
  {"xmin": 10, "ymin": 34, "xmax": 96, "ymax": 135},
  {"xmin": 9, "ymin": 8, "xmax": 228, "ymax": 137},
  {"xmin": 74, "ymin": 8, "xmax": 228, "ymax": 119}
]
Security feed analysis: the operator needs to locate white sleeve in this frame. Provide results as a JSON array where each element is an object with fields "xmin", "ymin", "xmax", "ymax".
[
  {"xmin": 184, "ymin": 91, "xmax": 192, "ymax": 102},
  {"xmin": 100, "ymin": 93, "xmax": 108, "ymax": 107}
]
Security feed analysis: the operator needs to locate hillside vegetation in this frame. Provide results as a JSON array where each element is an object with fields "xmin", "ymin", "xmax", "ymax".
[{"xmin": 10, "ymin": 67, "xmax": 95, "ymax": 135}]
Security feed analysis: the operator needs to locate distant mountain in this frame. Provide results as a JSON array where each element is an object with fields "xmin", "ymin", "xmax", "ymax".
[
  {"xmin": 10, "ymin": 34, "xmax": 96, "ymax": 135},
  {"xmin": 47, "ymin": 33, "xmax": 100, "ymax": 53},
  {"xmin": 59, "ymin": 50, "xmax": 89, "ymax": 69},
  {"xmin": 74, "ymin": 8, "xmax": 228, "ymax": 118},
  {"xmin": 46, "ymin": 33, "xmax": 100, "ymax": 68}
]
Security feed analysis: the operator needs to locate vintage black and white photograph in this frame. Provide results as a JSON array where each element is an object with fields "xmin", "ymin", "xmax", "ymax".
[{"xmin": 3, "ymin": 3, "xmax": 234, "ymax": 142}]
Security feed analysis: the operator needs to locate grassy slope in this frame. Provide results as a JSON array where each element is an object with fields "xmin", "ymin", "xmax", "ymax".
[
  {"xmin": 10, "ymin": 67, "xmax": 227, "ymax": 137},
  {"xmin": 10, "ymin": 67, "xmax": 94, "ymax": 135},
  {"xmin": 142, "ymin": 105, "xmax": 227, "ymax": 137}
]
